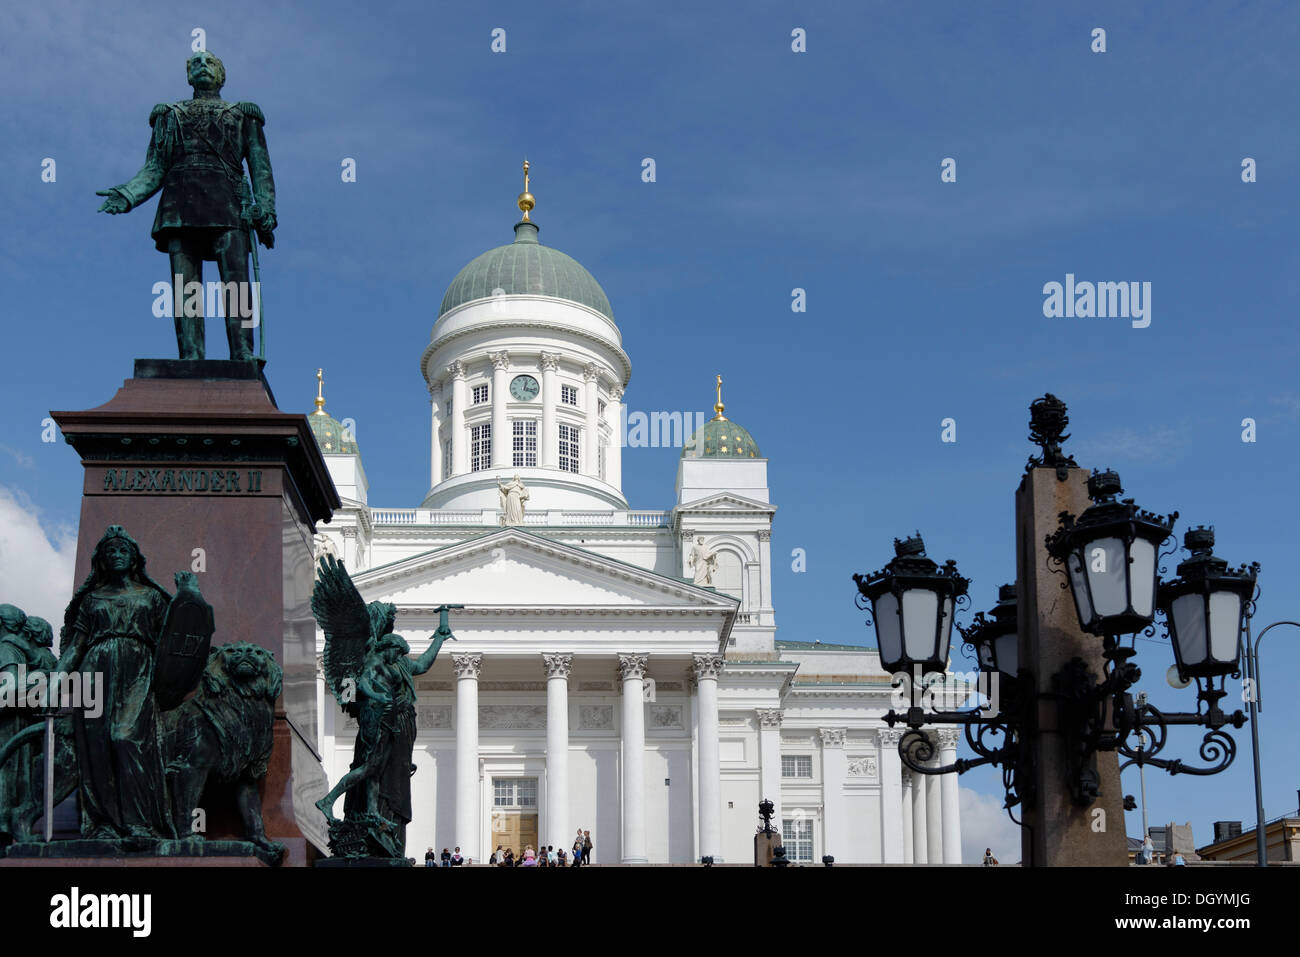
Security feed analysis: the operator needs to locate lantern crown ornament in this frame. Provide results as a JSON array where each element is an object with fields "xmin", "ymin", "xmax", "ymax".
[
  {"xmin": 1157, "ymin": 526, "xmax": 1259, "ymax": 684},
  {"xmin": 1025, "ymin": 393, "xmax": 1079, "ymax": 479},
  {"xmin": 853, "ymin": 534, "xmax": 970, "ymax": 675},
  {"xmin": 1046, "ymin": 468, "xmax": 1178, "ymax": 638}
]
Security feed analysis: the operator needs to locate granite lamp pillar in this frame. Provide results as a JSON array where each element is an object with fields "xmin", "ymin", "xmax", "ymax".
[
  {"xmin": 1016, "ymin": 396, "xmax": 1129, "ymax": 867},
  {"xmin": 51, "ymin": 361, "xmax": 340, "ymax": 866}
]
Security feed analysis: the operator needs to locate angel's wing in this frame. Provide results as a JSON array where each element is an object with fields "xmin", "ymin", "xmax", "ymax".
[{"xmin": 311, "ymin": 554, "xmax": 372, "ymax": 713}]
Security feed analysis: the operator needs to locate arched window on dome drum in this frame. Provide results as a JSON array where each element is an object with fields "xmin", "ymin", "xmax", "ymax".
[
  {"xmin": 713, "ymin": 549, "xmax": 744, "ymax": 602},
  {"xmin": 558, "ymin": 424, "xmax": 579, "ymax": 474},
  {"xmin": 471, "ymin": 423, "xmax": 491, "ymax": 472},
  {"xmin": 443, "ymin": 439, "xmax": 451, "ymax": 480}
]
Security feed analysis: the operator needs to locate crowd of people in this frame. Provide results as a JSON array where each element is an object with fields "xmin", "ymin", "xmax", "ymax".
[
  {"xmin": 423, "ymin": 829, "xmax": 595, "ymax": 866},
  {"xmin": 494, "ymin": 828, "xmax": 594, "ymax": 867}
]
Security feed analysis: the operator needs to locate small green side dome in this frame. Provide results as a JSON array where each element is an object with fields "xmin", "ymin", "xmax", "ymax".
[
  {"xmin": 308, "ymin": 370, "xmax": 358, "ymax": 455},
  {"xmin": 438, "ymin": 221, "xmax": 615, "ymax": 321},
  {"xmin": 682, "ymin": 418, "xmax": 760, "ymax": 458},
  {"xmin": 309, "ymin": 411, "xmax": 357, "ymax": 455}
]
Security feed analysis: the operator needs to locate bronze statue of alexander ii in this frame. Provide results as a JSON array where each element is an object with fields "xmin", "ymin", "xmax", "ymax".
[{"xmin": 97, "ymin": 51, "xmax": 276, "ymax": 362}]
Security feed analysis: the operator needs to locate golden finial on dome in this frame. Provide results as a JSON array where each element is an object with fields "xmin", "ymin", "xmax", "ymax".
[
  {"xmin": 312, "ymin": 368, "xmax": 327, "ymax": 415},
  {"xmin": 517, "ymin": 159, "xmax": 535, "ymax": 221},
  {"xmin": 712, "ymin": 373, "xmax": 727, "ymax": 421}
]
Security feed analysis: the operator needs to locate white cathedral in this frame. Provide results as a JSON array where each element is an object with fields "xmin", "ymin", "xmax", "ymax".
[{"xmin": 308, "ymin": 176, "xmax": 963, "ymax": 865}]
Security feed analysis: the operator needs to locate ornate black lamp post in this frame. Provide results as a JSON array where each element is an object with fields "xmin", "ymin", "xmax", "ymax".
[
  {"xmin": 967, "ymin": 583, "xmax": 1019, "ymax": 685},
  {"xmin": 852, "ymin": 534, "xmax": 969, "ymax": 677},
  {"xmin": 853, "ymin": 396, "xmax": 1259, "ymax": 844}
]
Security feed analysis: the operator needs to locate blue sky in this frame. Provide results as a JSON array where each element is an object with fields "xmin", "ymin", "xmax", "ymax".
[{"xmin": 2, "ymin": 1, "xmax": 1298, "ymax": 854}]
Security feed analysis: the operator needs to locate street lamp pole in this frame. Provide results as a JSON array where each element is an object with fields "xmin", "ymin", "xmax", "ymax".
[{"xmin": 1245, "ymin": 620, "xmax": 1300, "ymax": 866}]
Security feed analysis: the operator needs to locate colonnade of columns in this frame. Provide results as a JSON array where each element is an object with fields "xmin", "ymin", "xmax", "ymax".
[
  {"xmin": 448, "ymin": 651, "xmax": 724, "ymax": 864},
  {"xmin": 873, "ymin": 726, "xmax": 962, "ymax": 864}
]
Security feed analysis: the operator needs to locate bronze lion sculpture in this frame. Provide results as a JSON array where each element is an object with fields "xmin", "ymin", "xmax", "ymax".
[{"xmin": 162, "ymin": 641, "xmax": 284, "ymax": 863}]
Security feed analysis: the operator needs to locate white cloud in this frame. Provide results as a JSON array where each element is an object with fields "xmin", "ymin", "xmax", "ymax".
[
  {"xmin": 0, "ymin": 445, "xmax": 34, "ymax": 469},
  {"xmin": 960, "ymin": 787, "xmax": 1023, "ymax": 866},
  {"xmin": 1073, "ymin": 425, "xmax": 1185, "ymax": 467},
  {"xmin": 0, "ymin": 486, "xmax": 77, "ymax": 629}
]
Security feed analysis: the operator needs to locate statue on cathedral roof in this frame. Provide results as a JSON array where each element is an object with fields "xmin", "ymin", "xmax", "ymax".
[{"xmin": 498, "ymin": 474, "xmax": 529, "ymax": 526}]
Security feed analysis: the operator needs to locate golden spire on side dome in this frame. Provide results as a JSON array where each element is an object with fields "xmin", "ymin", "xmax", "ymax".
[
  {"xmin": 312, "ymin": 368, "xmax": 327, "ymax": 415},
  {"xmin": 712, "ymin": 373, "xmax": 727, "ymax": 421},
  {"xmin": 517, "ymin": 159, "xmax": 535, "ymax": 221}
]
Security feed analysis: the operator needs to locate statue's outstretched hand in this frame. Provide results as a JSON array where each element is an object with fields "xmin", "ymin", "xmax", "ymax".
[{"xmin": 95, "ymin": 189, "xmax": 129, "ymax": 214}]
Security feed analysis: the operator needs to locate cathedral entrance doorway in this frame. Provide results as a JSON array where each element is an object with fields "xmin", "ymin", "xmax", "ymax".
[{"xmin": 492, "ymin": 776, "xmax": 539, "ymax": 859}]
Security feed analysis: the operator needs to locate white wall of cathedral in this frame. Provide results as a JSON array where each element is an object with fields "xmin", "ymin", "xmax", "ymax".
[
  {"xmin": 676, "ymin": 458, "xmax": 770, "ymax": 506},
  {"xmin": 323, "ymin": 454, "xmax": 368, "ymax": 505}
]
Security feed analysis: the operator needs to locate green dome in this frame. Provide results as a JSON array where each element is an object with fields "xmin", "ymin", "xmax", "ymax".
[
  {"xmin": 682, "ymin": 417, "xmax": 760, "ymax": 459},
  {"xmin": 438, "ymin": 221, "xmax": 614, "ymax": 321},
  {"xmin": 309, "ymin": 410, "xmax": 358, "ymax": 455}
]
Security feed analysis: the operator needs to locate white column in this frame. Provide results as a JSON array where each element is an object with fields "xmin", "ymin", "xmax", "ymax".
[
  {"xmin": 878, "ymin": 729, "xmax": 905, "ymax": 863},
  {"xmin": 606, "ymin": 384, "xmax": 624, "ymax": 491},
  {"xmin": 900, "ymin": 770, "xmax": 914, "ymax": 864},
  {"xmin": 539, "ymin": 352, "xmax": 558, "ymax": 469},
  {"xmin": 618, "ymin": 653, "xmax": 649, "ymax": 864},
  {"xmin": 582, "ymin": 363, "xmax": 600, "ymax": 477},
  {"xmin": 453, "ymin": 652, "xmax": 482, "ymax": 861},
  {"xmin": 489, "ymin": 351, "xmax": 510, "ymax": 468},
  {"xmin": 757, "ymin": 709, "xmax": 783, "ymax": 829},
  {"xmin": 757, "ymin": 528, "xmax": 774, "ymax": 625},
  {"xmin": 820, "ymin": 728, "xmax": 847, "ymax": 862},
  {"xmin": 939, "ymin": 728, "xmax": 962, "ymax": 864},
  {"xmin": 543, "ymin": 653, "xmax": 572, "ymax": 851},
  {"xmin": 911, "ymin": 761, "xmax": 928, "ymax": 864},
  {"xmin": 689, "ymin": 681, "xmax": 700, "ymax": 860},
  {"xmin": 694, "ymin": 653, "xmax": 724, "ymax": 862},
  {"xmin": 926, "ymin": 737, "xmax": 943, "ymax": 864},
  {"xmin": 448, "ymin": 360, "xmax": 467, "ymax": 474},
  {"xmin": 429, "ymin": 382, "xmax": 442, "ymax": 489}
]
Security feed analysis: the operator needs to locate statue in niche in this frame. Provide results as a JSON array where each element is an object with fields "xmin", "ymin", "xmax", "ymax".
[
  {"xmin": 498, "ymin": 474, "xmax": 529, "ymax": 525},
  {"xmin": 312, "ymin": 554, "xmax": 462, "ymax": 859},
  {"xmin": 688, "ymin": 536, "xmax": 717, "ymax": 586}
]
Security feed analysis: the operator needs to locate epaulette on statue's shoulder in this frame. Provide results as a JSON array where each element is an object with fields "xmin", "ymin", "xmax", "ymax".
[
  {"xmin": 148, "ymin": 103, "xmax": 173, "ymax": 126},
  {"xmin": 236, "ymin": 102, "xmax": 265, "ymax": 124}
]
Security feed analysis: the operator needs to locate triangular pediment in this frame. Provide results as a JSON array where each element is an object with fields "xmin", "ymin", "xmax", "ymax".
[
  {"xmin": 351, "ymin": 527, "xmax": 739, "ymax": 610},
  {"xmin": 675, "ymin": 492, "xmax": 776, "ymax": 514}
]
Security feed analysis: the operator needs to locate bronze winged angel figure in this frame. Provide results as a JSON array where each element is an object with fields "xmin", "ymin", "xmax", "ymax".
[{"xmin": 311, "ymin": 554, "xmax": 460, "ymax": 858}]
